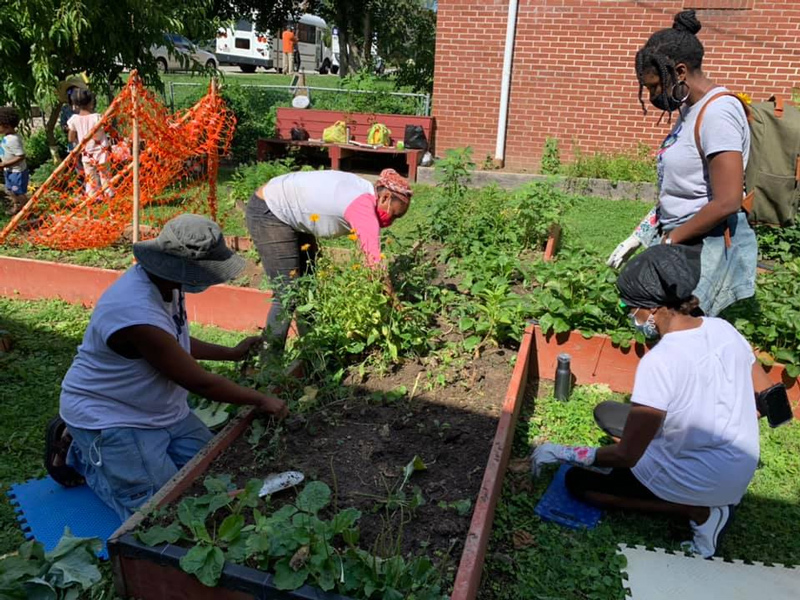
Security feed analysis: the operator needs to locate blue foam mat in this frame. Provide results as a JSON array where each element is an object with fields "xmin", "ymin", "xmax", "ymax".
[
  {"xmin": 534, "ymin": 464, "xmax": 604, "ymax": 529},
  {"xmin": 7, "ymin": 477, "xmax": 123, "ymax": 559}
]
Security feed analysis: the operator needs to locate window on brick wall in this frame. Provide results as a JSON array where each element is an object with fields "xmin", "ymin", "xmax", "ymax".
[{"xmin": 683, "ymin": 0, "xmax": 754, "ymax": 9}]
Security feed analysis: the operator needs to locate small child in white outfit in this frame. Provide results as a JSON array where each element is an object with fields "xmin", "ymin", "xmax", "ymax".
[{"xmin": 67, "ymin": 89, "xmax": 110, "ymax": 196}]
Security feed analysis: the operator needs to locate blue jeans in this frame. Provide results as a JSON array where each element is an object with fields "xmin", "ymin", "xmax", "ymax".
[
  {"xmin": 4, "ymin": 169, "xmax": 29, "ymax": 195},
  {"xmin": 652, "ymin": 212, "xmax": 757, "ymax": 317},
  {"xmin": 65, "ymin": 413, "xmax": 213, "ymax": 521}
]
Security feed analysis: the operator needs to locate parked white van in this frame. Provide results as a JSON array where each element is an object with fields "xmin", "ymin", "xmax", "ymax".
[
  {"xmin": 215, "ymin": 18, "xmax": 273, "ymax": 73},
  {"xmin": 215, "ymin": 14, "xmax": 338, "ymax": 74}
]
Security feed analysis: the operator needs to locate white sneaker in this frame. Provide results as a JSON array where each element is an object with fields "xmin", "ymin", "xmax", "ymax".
[{"xmin": 684, "ymin": 505, "xmax": 731, "ymax": 558}]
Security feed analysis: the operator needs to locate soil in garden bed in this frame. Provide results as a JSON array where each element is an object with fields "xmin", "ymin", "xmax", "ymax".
[{"xmin": 176, "ymin": 348, "xmax": 513, "ymax": 568}]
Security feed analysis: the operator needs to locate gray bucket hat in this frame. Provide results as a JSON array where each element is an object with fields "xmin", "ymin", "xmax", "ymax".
[{"xmin": 133, "ymin": 214, "xmax": 245, "ymax": 286}]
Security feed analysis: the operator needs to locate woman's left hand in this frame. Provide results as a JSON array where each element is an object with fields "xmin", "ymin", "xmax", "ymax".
[{"xmin": 231, "ymin": 336, "xmax": 263, "ymax": 361}]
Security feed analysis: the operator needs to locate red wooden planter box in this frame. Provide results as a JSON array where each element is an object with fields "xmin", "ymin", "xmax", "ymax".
[
  {"xmin": 107, "ymin": 328, "xmax": 537, "ymax": 600},
  {"xmin": 0, "ymin": 256, "xmax": 271, "ymax": 332},
  {"xmin": 531, "ymin": 324, "xmax": 800, "ymax": 418}
]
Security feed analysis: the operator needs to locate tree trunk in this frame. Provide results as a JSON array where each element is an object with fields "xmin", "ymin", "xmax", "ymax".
[
  {"xmin": 45, "ymin": 105, "xmax": 63, "ymax": 164},
  {"xmin": 362, "ymin": 11, "xmax": 373, "ymax": 66},
  {"xmin": 336, "ymin": 3, "xmax": 351, "ymax": 77}
]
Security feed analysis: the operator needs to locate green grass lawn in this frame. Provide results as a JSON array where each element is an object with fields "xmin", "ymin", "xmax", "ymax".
[
  {"xmin": 481, "ymin": 384, "xmax": 800, "ymax": 600},
  {"xmin": 0, "ymin": 298, "xmax": 247, "ymax": 555}
]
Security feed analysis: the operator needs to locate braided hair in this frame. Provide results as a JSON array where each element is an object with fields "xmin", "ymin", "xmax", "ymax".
[{"xmin": 635, "ymin": 10, "xmax": 704, "ymax": 114}]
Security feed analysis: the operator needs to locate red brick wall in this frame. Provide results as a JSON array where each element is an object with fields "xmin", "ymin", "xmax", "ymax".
[{"xmin": 432, "ymin": 0, "xmax": 800, "ymax": 171}]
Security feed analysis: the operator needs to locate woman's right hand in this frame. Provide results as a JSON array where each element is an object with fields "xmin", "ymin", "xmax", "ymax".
[
  {"xmin": 607, "ymin": 235, "xmax": 642, "ymax": 268},
  {"xmin": 257, "ymin": 395, "xmax": 289, "ymax": 420}
]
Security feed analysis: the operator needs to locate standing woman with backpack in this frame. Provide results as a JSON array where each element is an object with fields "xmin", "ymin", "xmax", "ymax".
[{"xmin": 606, "ymin": 10, "xmax": 756, "ymax": 318}]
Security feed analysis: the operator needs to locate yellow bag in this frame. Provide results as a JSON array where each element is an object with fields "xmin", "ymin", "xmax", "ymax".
[
  {"xmin": 322, "ymin": 120, "xmax": 348, "ymax": 144},
  {"xmin": 367, "ymin": 123, "xmax": 391, "ymax": 146}
]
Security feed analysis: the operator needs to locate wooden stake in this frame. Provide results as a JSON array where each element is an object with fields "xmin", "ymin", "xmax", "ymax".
[{"xmin": 131, "ymin": 73, "xmax": 141, "ymax": 245}]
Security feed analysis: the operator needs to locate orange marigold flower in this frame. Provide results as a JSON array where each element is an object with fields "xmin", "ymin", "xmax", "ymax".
[
  {"xmin": 289, "ymin": 269, "xmax": 298, "ymax": 278},
  {"xmin": 351, "ymin": 264, "xmax": 361, "ymax": 271},
  {"xmin": 300, "ymin": 243, "xmax": 311, "ymax": 251},
  {"xmin": 348, "ymin": 233, "xmax": 358, "ymax": 241},
  {"xmin": 310, "ymin": 213, "xmax": 320, "ymax": 222},
  {"xmin": 350, "ymin": 228, "xmax": 356, "ymax": 234},
  {"xmin": 380, "ymin": 253, "xmax": 387, "ymax": 260}
]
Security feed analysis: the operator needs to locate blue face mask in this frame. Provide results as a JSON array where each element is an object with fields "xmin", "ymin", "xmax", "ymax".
[
  {"xmin": 629, "ymin": 309, "xmax": 659, "ymax": 339},
  {"xmin": 183, "ymin": 283, "xmax": 209, "ymax": 294}
]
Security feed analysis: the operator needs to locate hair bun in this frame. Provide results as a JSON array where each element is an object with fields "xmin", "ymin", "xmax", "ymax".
[{"xmin": 673, "ymin": 10, "xmax": 702, "ymax": 35}]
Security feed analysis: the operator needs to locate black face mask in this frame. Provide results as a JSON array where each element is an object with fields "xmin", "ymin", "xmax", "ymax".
[{"xmin": 651, "ymin": 75, "xmax": 689, "ymax": 113}]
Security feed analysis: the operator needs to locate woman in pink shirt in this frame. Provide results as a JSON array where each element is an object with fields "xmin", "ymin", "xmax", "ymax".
[
  {"xmin": 67, "ymin": 89, "xmax": 110, "ymax": 196},
  {"xmin": 245, "ymin": 168, "xmax": 412, "ymax": 344}
]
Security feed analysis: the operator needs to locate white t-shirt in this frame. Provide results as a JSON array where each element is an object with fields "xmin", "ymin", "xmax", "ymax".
[
  {"xmin": 262, "ymin": 170, "xmax": 375, "ymax": 238},
  {"xmin": 657, "ymin": 87, "xmax": 750, "ymax": 227},
  {"xmin": 631, "ymin": 318, "xmax": 759, "ymax": 507},
  {"xmin": 0, "ymin": 133, "xmax": 27, "ymax": 172},
  {"xmin": 67, "ymin": 113, "xmax": 109, "ymax": 164},
  {"xmin": 60, "ymin": 265, "xmax": 191, "ymax": 430}
]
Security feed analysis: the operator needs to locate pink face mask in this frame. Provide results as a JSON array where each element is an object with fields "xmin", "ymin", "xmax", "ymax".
[{"xmin": 377, "ymin": 208, "xmax": 394, "ymax": 228}]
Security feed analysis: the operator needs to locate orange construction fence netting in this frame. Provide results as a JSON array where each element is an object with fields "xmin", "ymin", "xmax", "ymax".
[{"xmin": 0, "ymin": 71, "xmax": 236, "ymax": 250}]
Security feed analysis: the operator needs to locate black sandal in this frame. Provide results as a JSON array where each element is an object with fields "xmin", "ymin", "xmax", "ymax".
[{"xmin": 44, "ymin": 416, "xmax": 85, "ymax": 487}]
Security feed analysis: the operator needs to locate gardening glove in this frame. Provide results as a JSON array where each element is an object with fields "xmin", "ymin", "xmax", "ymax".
[
  {"xmin": 530, "ymin": 442, "xmax": 611, "ymax": 477},
  {"xmin": 606, "ymin": 235, "xmax": 641, "ymax": 269},
  {"xmin": 606, "ymin": 206, "xmax": 660, "ymax": 268}
]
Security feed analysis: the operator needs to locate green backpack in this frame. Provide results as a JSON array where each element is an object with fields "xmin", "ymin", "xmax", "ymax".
[{"xmin": 695, "ymin": 93, "xmax": 800, "ymax": 227}]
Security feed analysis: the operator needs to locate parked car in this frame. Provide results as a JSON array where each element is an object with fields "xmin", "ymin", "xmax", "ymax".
[{"xmin": 152, "ymin": 34, "xmax": 218, "ymax": 73}]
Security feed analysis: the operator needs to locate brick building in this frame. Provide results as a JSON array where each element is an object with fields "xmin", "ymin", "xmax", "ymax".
[{"xmin": 432, "ymin": 1, "xmax": 800, "ymax": 170}]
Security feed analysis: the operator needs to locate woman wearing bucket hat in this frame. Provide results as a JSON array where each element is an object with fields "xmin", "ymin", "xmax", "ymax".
[
  {"xmin": 531, "ymin": 245, "xmax": 761, "ymax": 558},
  {"xmin": 245, "ymin": 168, "xmax": 412, "ymax": 345},
  {"xmin": 45, "ymin": 215, "xmax": 288, "ymax": 520}
]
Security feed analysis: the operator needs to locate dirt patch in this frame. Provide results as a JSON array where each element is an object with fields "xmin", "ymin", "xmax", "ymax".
[{"xmin": 174, "ymin": 348, "xmax": 513, "ymax": 571}]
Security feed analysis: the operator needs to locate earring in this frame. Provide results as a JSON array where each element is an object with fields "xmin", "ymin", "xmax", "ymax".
[{"xmin": 671, "ymin": 80, "xmax": 690, "ymax": 104}]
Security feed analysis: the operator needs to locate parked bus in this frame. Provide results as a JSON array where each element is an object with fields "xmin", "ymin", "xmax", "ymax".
[
  {"xmin": 215, "ymin": 18, "xmax": 273, "ymax": 72},
  {"xmin": 215, "ymin": 14, "xmax": 338, "ymax": 74}
]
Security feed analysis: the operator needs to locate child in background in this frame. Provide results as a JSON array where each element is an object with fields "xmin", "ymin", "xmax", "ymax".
[
  {"xmin": 67, "ymin": 89, "xmax": 110, "ymax": 196},
  {"xmin": 0, "ymin": 107, "xmax": 30, "ymax": 215}
]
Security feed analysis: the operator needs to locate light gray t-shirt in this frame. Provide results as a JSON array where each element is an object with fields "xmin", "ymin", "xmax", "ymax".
[
  {"xmin": 657, "ymin": 87, "xmax": 750, "ymax": 227},
  {"xmin": 60, "ymin": 265, "xmax": 191, "ymax": 430},
  {"xmin": 262, "ymin": 170, "xmax": 375, "ymax": 238},
  {"xmin": 0, "ymin": 133, "xmax": 27, "ymax": 173}
]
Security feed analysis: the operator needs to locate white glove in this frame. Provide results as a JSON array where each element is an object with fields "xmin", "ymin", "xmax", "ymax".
[
  {"xmin": 530, "ymin": 442, "xmax": 611, "ymax": 477},
  {"xmin": 606, "ymin": 235, "xmax": 641, "ymax": 269}
]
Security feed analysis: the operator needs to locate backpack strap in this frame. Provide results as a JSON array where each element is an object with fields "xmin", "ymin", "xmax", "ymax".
[{"xmin": 693, "ymin": 91, "xmax": 751, "ymax": 249}]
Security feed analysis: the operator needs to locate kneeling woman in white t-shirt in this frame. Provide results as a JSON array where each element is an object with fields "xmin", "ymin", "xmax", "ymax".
[{"xmin": 532, "ymin": 245, "xmax": 760, "ymax": 558}]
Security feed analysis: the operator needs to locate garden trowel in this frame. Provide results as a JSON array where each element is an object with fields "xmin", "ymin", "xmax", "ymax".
[{"xmin": 229, "ymin": 471, "xmax": 305, "ymax": 498}]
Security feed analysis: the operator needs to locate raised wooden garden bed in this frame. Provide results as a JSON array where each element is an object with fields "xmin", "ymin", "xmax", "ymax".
[{"xmin": 107, "ymin": 329, "xmax": 535, "ymax": 600}]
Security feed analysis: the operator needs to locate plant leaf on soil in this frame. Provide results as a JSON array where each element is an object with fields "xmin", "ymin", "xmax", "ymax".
[{"xmin": 179, "ymin": 545, "xmax": 225, "ymax": 588}]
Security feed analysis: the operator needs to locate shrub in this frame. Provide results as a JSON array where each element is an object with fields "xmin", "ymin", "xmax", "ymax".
[
  {"xmin": 22, "ymin": 128, "xmax": 68, "ymax": 171},
  {"xmin": 757, "ymin": 222, "xmax": 800, "ymax": 263},
  {"xmin": 433, "ymin": 146, "xmax": 474, "ymax": 202},
  {"xmin": 540, "ymin": 137, "xmax": 561, "ymax": 175},
  {"xmin": 228, "ymin": 159, "xmax": 313, "ymax": 206},
  {"xmin": 562, "ymin": 142, "xmax": 656, "ymax": 184}
]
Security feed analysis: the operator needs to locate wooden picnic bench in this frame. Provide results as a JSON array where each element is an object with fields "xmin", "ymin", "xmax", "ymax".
[{"xmin": 256, "ymin": 108, "xmax": 435, "ymax": 182}]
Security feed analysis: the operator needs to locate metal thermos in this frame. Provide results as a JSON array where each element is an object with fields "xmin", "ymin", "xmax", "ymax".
[{"xmin": 554, "ymin": 353, "xmax": 572, "ymax": 401}]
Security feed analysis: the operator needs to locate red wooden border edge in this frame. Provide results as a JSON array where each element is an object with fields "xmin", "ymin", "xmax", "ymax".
[
  {"xmin": 0, "ymin": 256, "xmax": 271, "ymax": 332},
  {"xmin": 543, "ymin": 224, "xmax": 561, "ymax": 262},
  {"xmin": 450, "ymin": 324, "xmax": 535, "ymax": 600}
]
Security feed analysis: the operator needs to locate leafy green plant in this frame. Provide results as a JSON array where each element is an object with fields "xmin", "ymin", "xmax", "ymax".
[
  {"xmin": 434, "ymin": 147, "xmax": 474, "ymax": 202},
  {"xmin": 562, "ymin": 142, "xmax": 656, "ymax": 184},
  {"xmin": 137, "ymin": 477, "xmax": 448, "ymax": 599},
  {"xmin": 725, "ymin": 259, "xmax": 800, "ymax": 377},
  {"xmin": 0, "ymin": 529, "xmax": 103, "ymax": 599},
  {"xmin": 540, "ymin": 137, "xmax": 561, "ymax": 175},
  {"xmin": 22, "ymin": 128, "xmax": 68, "ymax": 171},
  {"xmin": 282, "ymin": 243, "xmax": 431, "ymax": 370},
  {"xmin": 227, "ymin": 159, "xmax": 307, "ymax": 208},
  {"xmin": 757, "ymin": 222, "xmax": 800, "ymax": 263}
]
